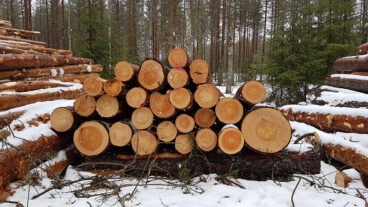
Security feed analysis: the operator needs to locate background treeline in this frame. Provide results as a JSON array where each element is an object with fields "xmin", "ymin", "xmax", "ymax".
[{"xmin": 0, "ymin": 0, "xmax": 367, "ymax": 105}]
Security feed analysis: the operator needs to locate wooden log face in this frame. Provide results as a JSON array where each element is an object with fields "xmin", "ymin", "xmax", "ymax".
[
  {"xmin": 109, "ymin": 122, "xmax": 132, "ymax": 147},
  {"xmin": 149, "ymin": 91, "xmax": 176, "ymax": 119},
  {"xmin": 196, "ymin": 128, "xmax": 217, "ymax": 152},
  {"xmin": 83, "ymin": 77, "xmax": 103, "ymax": 96},
  {"xmin": 50, "ymin": 107, "xmax": 74, "ymax": 132},
  {"xmin": 126, "ymin": 87, "xmax": 148, "ymax": 108},
  {"xmin": 189, "ymin": 59, "xmax": 209, "ymax": 84},
  {"xmin": 194, "ymin": 83, "xmax": 220, "ymax": 108},
  {"xmin": 167, "ymin": 68, "xmax": 189, "ymax": 89},
  {"xmin": 73, "ymin": 94, "xmax": 96, "ymax": 117},
  {"xmin": 194, "ymin": 108, "xmax": 216, "ymax": 128},
  {"xmin": 175, "ymin": 114, "xmax": 195, "ymax": 133},
  {"xmin": 103, "ymin": 79, "xmax": 123, "ymax": 96},
  {"xmin": 96, "ymin": 95, "xmax": 120, "ymax": 118},
  {"xmin": 131, "ymin": 107, "xmax": 154, "ymax": 129},
  {"xmin": 168, "ymin": 48, "xmax": 188, "ymax": 68},
  {"xmin": 114, "ymin": 61, "xmax": 137, "ymax": 82},
  {"xmin": 73, "ymin": 121, "xmax": 109, "ymax": 156},
  {"xmin": 138, "ymin": 59, "xmax": 165, "ymax": 90},
  {"xmin": 218, "ymin": 127, "xmax": 244, "ymax": 155},
  {"xmin": 215, "ymin": 98, "xmax": 244, "ymax": 124},
  {"xmin": 175, "ymin": 134, "xmax": 193, "ymax": 154},
  {"xmin": 169, "ymin": 88, "xmax": 193, "ymax": 110},
  {"xmin": 157, "ymin": 121, "xmax": 177, "ymax": 142},
  {"xmin": 241, "ymin": 108, "xmax": 291, "ymax": 153},
  {"xmin": 240, "ymin": 80, "xmax": 266, "ymax": 105},
  {"xmin": 131, "ymin": 130, "xmax": 158, "ymax": 155}
]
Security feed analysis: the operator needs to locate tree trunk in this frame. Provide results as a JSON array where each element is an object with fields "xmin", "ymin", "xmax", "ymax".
[
  {"xmin": 95, "ymin": 94, "xmax": 123, "ymax": 118},
  {"xmin": 175, "ymin": 134, "xmax": 193, "ymax": 154},
  {"xmin": 44, "ymin": 73, "xmax": 101, "ymax": 84},
  {"xmin": 138, "ymin": 59, "xmax": 166, "ymax": 91},
  {"xmin": 82, "ymin": 76, "xmax": 105, "ymax": 97},
  {"xmin": 114, "ymin": 61, "xmax": 139, "ymax": 83},
  {"xmin": 194, "ymin": 83, "xmax": 221, "ymax": 108},
  {"xmin": 0, "ymin": 44, "xmax": 73, "ymax": 56},
  {"xmin": 0, "ymin": 35, "xmax": 47, "ymax": 47},
  {"xmin": 0, "ymin": 27, "xmax": 40, "ymax": 36},
  {"xmin": 215, "ymin": 97, "xmax": 243, "ymax": 124},
  {"xmin": 103, "ymin": 79, "xmax": 124, "ymax": 96},
  {"xmin": 194, "ymin": 108, "xmax": 216, "ymax": 128},
  {"xmin": 131, "ymin": 130, "xmax": 158, "ymax": 155},
  {"xmin": 73, "ymin": 94, "xmax": 97, "ymax": 118},
  {"xmin": 167, "ymin": 68, "xmax": 189, "ymax": 89},
  {"xmin": 109, "ymin": 121, "xmax": 132, "ymax": 147},
  {"xmin": 195, "ymin": 128, "xmax": 217, "ymax": 152},
  {"xmin": 0, "ymin": 20, "xmax": 12, "ymax": 27},
  {"xmin": 218, "ymin": 125, "xmax": 244, "ymax": 154},
  {"xmin": 356, "ymin": 42, "xmax": 368, "ymax": 55},
  {"xmin": 131, "ymin": 107, "xmax": 154, "ymax": 130},
  {"xmin": 50, "ymin": 107, "xmax": 77, "ymax": 132},
  {"xmin": 326, "ymin": 75, "xmax": 368, "ymax": 93},
  {"xmin": 169, "ymin": 88, "xmax": 193, "ymax": 110},
  {"xmin": 126, "ymin": 87, "xmax": 149, "ymax": 108},
  {"xmin": 168, "ymin": 48, "xmax": 189, "ymax": 68},
  {"xmin": 0, "ymin": 81, "xmax": 64, "ymax": 93},
  {"xmin": 234, "ymin": 80, "xmax": 267, "ymax": 106},
  {"xmin": 189, "ymin": 59, "xmax": 210, "ymax": 84},
  {"xmin": 157, "ymin": 121, "xmax": 177, "ymax": 142},
  {"xmin": 333, "ymin": 57, "xmax": 368, "ymax": 72},
  {"xmin": 175, "ymin": 114, "xmax": 195, "ymax": 133}
]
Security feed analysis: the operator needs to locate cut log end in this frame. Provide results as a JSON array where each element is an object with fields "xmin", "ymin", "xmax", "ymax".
[
  {"xmin": 175, "ymin": 134, "xmax": 193, "ymax": 154},
  {"xmin": 215, "ymin": 98, "xmax": 244, "ymax": 124},
  {"xmin": 241, "ymin": 107, "xmax": 291, "ymax": 154},
  {"xmin": 168, "ymin": 48, "xmax": 188, "ymax": 68},
  {"xmin": 109, "ymin": 122, "xmax": 132, "ymax": 147},
  {"xmin": 189, "ymin": 59, "xmax": 209, "ymax": 84},
  {"xmin": 73, "ymin": 94, "xmax": 96, "ymax": 117},
  {"xmin": 194, "ymin": 83, "xmax": 220, "ymax": 108},
  {"xmin": 196, "ymin": 128, "xmax": 217, "ymax": 152},
  {"xmin": 149, "ymin": 92, "xmax": 176, "ymax": 119},
  {"xmin": 131, "ymin": 130, "xmax": 158, "ymax": 155},
  {"xmin": 132, "ymin": 107, "xmax": 154, "ymax": 129},
  {"xmin": 114, "ymin": 61, "xmax": 137, "ymax": 82},
  {"xmin": 218, "ymin": 127, "xmax": 244, "ymax": 155},
  {"xmin": 96, "ymin": 94, "xmax": 120, "ymax": 118},
  {"xmin": 73, "ymin": 121, "xmax": 109, "ymax": 156},
  {"xmin": 169, "ymin": 88, "xmax": 193, "ymax": 110},
  {"xmin": 335, "ymin": 171, "xmax": 352, "ymax": 188},
  {"xmin": 83, "ymin": 77, "xmax": 103, "ymax": 96},
  {"xmin": 50, "ymin": 107, "xmax": 74, "ymax": 132},
  {"xmin": 103, "ymin": 79, "xmax": 123, "ymax": 96},
  {"xmin": 126, "ymin": 87, "xmax": 148, "ymax": 108},
  {"xmin": 175, "ymin": 114, "xmax": 195, "ymax": 133},
  {"xmin": 157, "ymin": 121, "xmax": 178, "ymax": 142},
  {"xmin": 194, "ymin": 108, "xmax": 216, "ymax": 128},
  {"xmin": 167, "ymin": 68, "xmax": 189, "ymax": 89},
  {"xmin": 138, "ymin": 59, "xmax": 165, "ymax": 90},
  {"xmin": 240, "ymin": 80, "xmax": 266, "ymax": 105}
]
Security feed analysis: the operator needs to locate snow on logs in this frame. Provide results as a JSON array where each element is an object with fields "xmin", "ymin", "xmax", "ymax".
[
  {"xmin": 333, "ymin": 55, "xmax": 368, "ymax": 72},
  {"xmin": 356, "ymin": 42, "xmax": 368, "ymax": 55},
  {"xmin": 325, "ymin": 74, "xmax": 368, "ymax": 94}
]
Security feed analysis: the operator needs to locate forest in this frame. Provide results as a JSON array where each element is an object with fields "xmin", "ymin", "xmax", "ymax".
[{"xmin": 0, "ymin": 0, "xmax": 367, "ymax": 105}]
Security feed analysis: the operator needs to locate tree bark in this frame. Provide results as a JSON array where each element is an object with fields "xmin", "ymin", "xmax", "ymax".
[
  {"xmin": 0, "ymin": 81, "xmax": 64, "ymax": 93},
  {"xmin": 0, "ymin": 35, "xmax": 48, "ymax": 47},
  {"xmin": 0, "ymin": 20, "xmax": 12, "ymax": 27},
  {"xmin": 356, "ymin": 42, "xmax": 368, "ymax": 55},
  {"xmin": 326, "ymin": 76, "xmax": 368, "ymax": 93},
  {"xmin": 0, "ymin": 44, "xmax": 72, "ymax": 56},
  {"xmin": 0, "ymin": 27, "xmax": 40, "ymax": 36},
  {"xmin": 333, "ymin": 57, "xmax": 368, "ymax": 72}
]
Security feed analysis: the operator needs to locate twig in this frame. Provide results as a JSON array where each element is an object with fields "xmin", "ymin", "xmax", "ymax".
[
  {"xmin": 356, "ymin": 189, "xmax": 368, "ymax": 207},
  {"xmin": 215, "ymin": 177, "xmax": 245, "ymax": 189},
  {"xmin": 293, "ymin": 133, "xmax": 315, "ymax": 144},
  {"xmin": 0, "ymin": 200, "xmax": 25, "ymax": 207},
  {"xmin": 291, "ymin": 176, "xmax": 302, "ymax": 207}
]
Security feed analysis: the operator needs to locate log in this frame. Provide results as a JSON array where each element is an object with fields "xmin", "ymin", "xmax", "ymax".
[
  {"xmin": 0, "ymin": 43, "xmax": 72, "ymax": 56},
  {"xmin": 82, "ymin": 149, "xmax": 321, "ymax": 181},
  {"xmin": 234, "ymin": 80, "xmax": 266, "ymax": 106},
  {"xmin": 361, "ymin": 173, "xmax": 368, "ymax": 188},
  {"xmin": 312, "ymin": 88, "xmax": 368, "ymax": 108},
  {"xmin": 326, "ymin": 74, "xmax": 368, "ymax": 93},
  {"xmin": 0, "ymin": 39, "xmax": 43, "ymax": 48},
  {"xmin": 131, "ymin": 130, "xmax": 158, "ymax": 155},
  {"xmin": 335, "ymin": 171, "xmax": 352, "ymax": 188},
  {"xmin": 241, "ymin": 107, "xmax": 291, "ymax": 154},
  {"xmin": 333, "ymin": 56, "xmax": 368, "ymax": 72},
  {"xmin": 175, "ymin": 134, "xmax": 193, "ymax": 154},
  {"xmin": 0, "ymin": 45, "xmax": 39, "ymax": 54},
  {"xmin": 352, "ymin": 72, "xmax": 368, "ymax": 76},
  {"xmin": 189, "ymin": 59, "xmax": 210, "ymax": 84},
  {"xmin": 195, "ymin": 128, "xmax": 217, "ymax": 152},
  {"xmin": 0, "ymin": 110, "xmax": 24, "ymax": 128},
  {"xmin": 73, "ymin": 121, "xmax": 110, "ymax": 156},
  {"xmin": 0, "ymin": 20, "xmax": 12, "ymax": 27},
  {"xmin": 96, "ymin": 94, "xmax": 122, "ymax": 118},
  {"xmin": 0, "ymin": 87, "xmax": 83, "ymax": 112},
  {"xmin": 109, "ymin": 121, "xmax": 132, "ymax": 147},
  {"xmin": 103, "ymin": 79, "xmax": 124, "ymax": 96},
  {"xmin": 0, "ymin": 134, "xmax": 70, "ymax": 194},
  {"xmin": 131, "ymin": 107, "xmax": 154, "ymax": 130},
  {"xmin": 0, "ymin": 35, "xmax": 47, "ymax": 47},
  {"xmin": 114, "ymin": 61, "xmax": 139, "ymax": 82},
  {"xmin": 126, "ymin": 87, "xmax": 149, "ymax": 108},
  {"xmin": 0, "ymin": 80, "xmax": 64, "ymax": 92},
  {"xmin": 168, "ymin": 48, "xmax": 189, "ymax": 68},
  {"xmin": 356, "ymin": 43, "xmax": 368, "ymax": 55},
  {"xmin": 0, "ymin": 27, "xmax": 40, "ymax": 36},
  {"xmin": 194, "ymin": 83, "xmax": 220, "ymax": 108},
  {"xmin": 138, "ymin": 59, "xmax": 166, "ymax": 91},
  {"xmin": 0, "ymin": 64, "xmax": 103, "ymax": 80},
  {"xmin": 49, "ymin": 73, "xmax": 101, "ymax": 84},
  {"xmin": 50, "ymin": 107, "xmax": 76, "ymax": 132},
  {"xmin": 215, "ymin": 97, "xmax": 244, "ymax": 124},
  {"xmin": 73, "ymin": 94, "xmax": 96, "ymax": 117},
  {"xmin": 83, "ymin": 76, "xmax": 104, "ymax": 96},
  {"xmin": 218, "ymin": 126, "xmax": 244, "ymax": 155},
  {"xmin": 149, "ymin": 91, "xmax": 176, "ymax": 119},
  {"xmin": 0, "ymin": 54, "xmax": 94, "ymax": 71},
  {"xmin": 194, "ymin": 108, "xmax": 216, "ymax": 128},
  {"xmin": 281, "ymin": 105, "xmax": 368, "ymax": 133},
  {"xmin": 157, "ymin": 121, "xmax": 177, "ymax": 142},
  {"xmin": 167, "ymin": 67, "xmax": 189, "ymax": 89},
  {"xmin": 169, "ymin": 88, "xmax": 193, "ymax": 110},
  {"xmin": 175, "ymin": 114, "xmax": 195, "ymax": 133}
]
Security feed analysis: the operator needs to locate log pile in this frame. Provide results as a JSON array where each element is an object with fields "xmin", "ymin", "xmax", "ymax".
[
  {"xmin": 281, "ymin": 42, "xmax": 368, "ymax": 186},
  {"xmin": 50, "ymin": 48, "xmax": 320, "ymax": 181}
]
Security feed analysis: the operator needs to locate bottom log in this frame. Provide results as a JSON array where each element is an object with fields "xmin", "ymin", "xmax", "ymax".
[{"xmin": 80, "ymin": 149, "xmax": 321, "ymax": 181}]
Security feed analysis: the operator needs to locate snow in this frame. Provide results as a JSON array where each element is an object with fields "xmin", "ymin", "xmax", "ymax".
[
  {"xmin": 0, "ymin": 80, "xmax": 82, "ymax": 95},
  {"xmin": 87, "ymin": 65, "xmax": 92, "ymax": 72},
  {"xmin": 280, "ymin": 104, "xmax": 368, "ymax": 118},
  {"xmin": 319, "ymin": 85, "xmax": 363, "ymax": 95},
  {"xmin": 50, "ymin": 68, "xmax": 58, "ymax": 77},
  {"xmin": 0, "ymin": 40, "xmax": 32, "ymax": 46},
  {"xmin": 316, "ymin": 90, "xmax": 368, "ymax": 106},
  {"xmin": 59, "ymin": 68, "xmax": 64, "ymax": 76},
  {"xmin": 331, "ymin": 74, "xmax": 368, "ymax": 81},
  {"xmin": 342, "ymin": 54, "xmax": 368, "ymax": 59}
]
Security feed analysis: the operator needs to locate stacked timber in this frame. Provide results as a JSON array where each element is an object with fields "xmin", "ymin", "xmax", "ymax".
[
  {"xmin": 50, "ymin": 48, "xmax": 320, "ymax": 181},
  {"xmin": 280, "ymin": 42, "xmax": 368, "ymax": 187}
]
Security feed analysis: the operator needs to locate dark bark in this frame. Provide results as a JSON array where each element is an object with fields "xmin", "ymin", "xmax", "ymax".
[
  {"xmin": 334, "ymin": 57, "xmax": 368, "ymax": 72},
  {"xmin": 326, "ymin": 76, "xmax": 368, "ymax": 93}
]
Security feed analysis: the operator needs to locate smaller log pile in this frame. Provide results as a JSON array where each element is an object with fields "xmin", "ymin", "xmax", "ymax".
[
  {"xmin": 50, "ymin": 48, "xmax": 320, "ymax": 181},
  {"xmin": 281, "ymin": 42, "xmax": 368, "ymax": 187}
]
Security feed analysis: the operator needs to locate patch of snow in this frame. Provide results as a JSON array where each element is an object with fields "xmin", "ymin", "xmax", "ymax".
[
  {"xmin": 87, "ymin": 65, "xmax": 92, "ymax": 72},
  {"xmin": 2, "ymin": 81, "xmax": 17, "ymax": 87},
  {"xmin": 316, "ymin": 90, "xmax": 368, "ymax": 106},
  {"xmin": 59, "ymin": 68, "xmax": 64, "ymax": 76},
  {"xmin": 50, "ymin": 68, "xmax": 58, "ymax": 77},
  {"xmin": 331, "ymin": 74, "xmax": 368, "ymax": 81},
  {"xmin": 280, "ymin": 104, "xmax": 368, "ymax": 118},
  {"xmin": 320, "ymin": 85, "xmax": 363, "ymax": 95},
  {"xmin": 0, "ymin": 80, "xmax": 82, "ymax": 95},
  {"xmin": 342, "ymin": 54, "xmax": 368, "ymax": 59}
]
